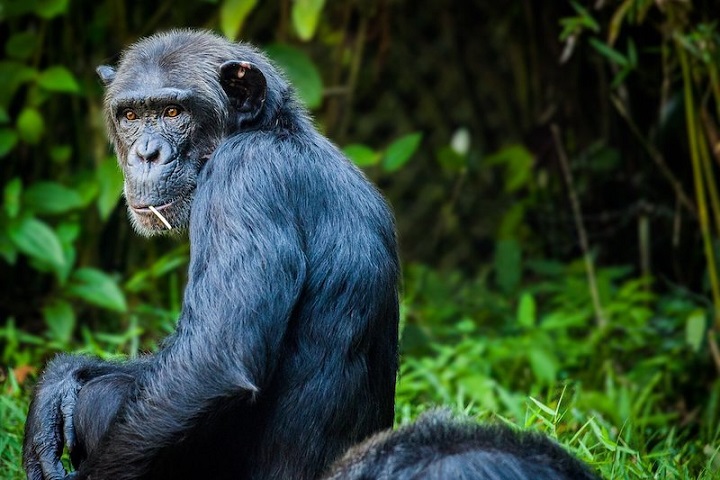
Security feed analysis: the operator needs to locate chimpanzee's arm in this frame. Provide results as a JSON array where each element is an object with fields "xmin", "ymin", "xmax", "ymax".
[{"xmin": 70, "ymin": 142, "xmax": 307, "ymax": 480}]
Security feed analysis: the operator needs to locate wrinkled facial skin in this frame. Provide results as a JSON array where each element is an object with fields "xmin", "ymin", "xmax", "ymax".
[
  {"xmin": 99, "ymin": 43, "xmax": 232, "ymax": 236},
  {"xmin": 111, "ymin": 91, "xmax": 213, "ymax": 236}
]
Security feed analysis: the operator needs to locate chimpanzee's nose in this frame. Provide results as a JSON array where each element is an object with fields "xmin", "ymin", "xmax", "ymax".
[{"xmin": 136, "ymin": 138, "xmax": 161, "ymax": 163}]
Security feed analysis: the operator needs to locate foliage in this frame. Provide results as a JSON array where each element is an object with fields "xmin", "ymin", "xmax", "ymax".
[
  {"xmin": 0, "ymin": 373, "xmax": 26, "ymax": 480},
  {"xmin": 2, "ymin": 0, "xmax": 720, "ymax": 479},
  {"xmin": 397, "ymin": 261, "xmax": 720, "ymax": 477}
]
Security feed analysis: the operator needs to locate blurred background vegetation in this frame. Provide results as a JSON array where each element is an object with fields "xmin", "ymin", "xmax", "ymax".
[{"xmin": 1, "ymin": 0, "xmax": 720, "ymax": 478}]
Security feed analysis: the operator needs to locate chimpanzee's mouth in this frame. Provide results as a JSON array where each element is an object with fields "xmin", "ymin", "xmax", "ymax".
[
  {"xmin": 130, "ymin": 200, "xmax": 175, "ymax": 214},
  {"xmin": 130, "ymin": 200, "xmax": 176, "ymax": 230}
]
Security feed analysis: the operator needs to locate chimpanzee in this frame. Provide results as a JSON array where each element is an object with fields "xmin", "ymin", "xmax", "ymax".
[
  {"xmin": 23, "ymin": 29, "xmax": 399, "ymax": 480},
  {"xmin": 23, "ymin": 30, "xmax": 598, "ymax": 480},
  {"xmin": 323, "ymin": 410, "xmax": 600, "ymax": 480}
]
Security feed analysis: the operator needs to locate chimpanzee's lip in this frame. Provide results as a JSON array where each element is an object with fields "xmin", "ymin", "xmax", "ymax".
[{"xmin": 130, "ymin": 200, "xmax": 175, "ymax": 213}]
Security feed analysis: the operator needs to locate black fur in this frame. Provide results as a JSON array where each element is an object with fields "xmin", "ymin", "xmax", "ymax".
[
  {"xmin": 23, "ymin": 30, "xmax": 399, "ymax": 480},
  {"xmin": 324, "ymin": 410, "xmax": 600, "ymax": 480}
]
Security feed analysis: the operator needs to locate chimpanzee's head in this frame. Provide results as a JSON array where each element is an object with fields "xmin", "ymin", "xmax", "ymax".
[{"xmin": 97, "ymin": 30, "xmax": 285, "ymax": 236}]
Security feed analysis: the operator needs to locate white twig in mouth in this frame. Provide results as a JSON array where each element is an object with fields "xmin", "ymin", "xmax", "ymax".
[{"xmin": 148, "ymin": 205, "xmax": 173, "ymax": 230}]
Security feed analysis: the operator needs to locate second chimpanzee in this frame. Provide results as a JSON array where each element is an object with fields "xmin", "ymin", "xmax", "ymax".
[
  {"xmin": 324, "ymin": 410, "xmax": 599, "ymax": 480},
  {"xmin": 23, "ymin": 30, "xmax": 399, "ymax": 480}
]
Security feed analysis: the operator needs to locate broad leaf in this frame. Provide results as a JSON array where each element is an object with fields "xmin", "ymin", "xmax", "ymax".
[
  {"xmin": 292, "ymin": 0, "xmax": 325, "ymax": 41},
  {"xmin": 685, "ymin": 310, "xmax": 706, "ymax": 353},
  {"xmin": 3, "ymin": 178, "xmax": 22, "ymax": 218},
  {"xmin": 485, "ymin": 145, "xmax": 533, "ymax": 193},
  {"xmin": 96, "ymin": 157, "xmax": 124, "ymax": 220},
  {"xmin": 528, "ymin": 348, "xmax": 558, "ymax": 384},
  {"xmin": 43, "ymin": 300, "xmax": 76, "ymax": 344},
  {"xmin": 38, "ymin": 66, "xmax": 80, "ymax": 93},
  {"xmin": 0, "ymin": 128, "xmax": 19, "ymax": 157},
  {"xmin": 436, "ymin": 146, "xmax": 465, "ymax": 173},
  {"xmin": 16, "ymin": 108, "xmax": 44, "ymax": 145},
  {"xmin": 344, "ymin": 144, "xmax": 378, "ymax": 167},
  {"xmin": 0, "ymin": 61, "xmax": 37, "ymax": 106},
  {"xmin": 66, "ymin": 267, "xmax": 127, "ymax": 312},
  {"xmin": 220, "ymin": 0, "xmax": 258, "ymax": 40},
  {"xmin": 7, "ymin": 216, "xmax": 66, "ymax": 275},
  {"xmin": 265, "ymin": 44, "xmax": 323, "ymax": 109},
  {"xmin": 383, "ymin": 132, "xmax": 422, "ymax": 172},
  {"xmin": 6, "ymin": 32, "xmax": 38, "ymax": 60},
  {"xmin": 23, "ymin": 182, "xmax": 84, "ymax": 215},
  {"xmin": 517, "ymin": 292, "xmax": 536, "ymax": 328},
  {"xmin": 35, "ymin": 0, "xmax": 70, "ymax": 19},
  {"xmin": 493, "ymin": 238, "xmax": 521, "ymax": 294},
  {"xmin": 0, "ymin": 231, "xmax": 17, "ymax": 264},
  {"xmin": 50, "ymin": 145, "xmax": 73, "ymax": 164}
]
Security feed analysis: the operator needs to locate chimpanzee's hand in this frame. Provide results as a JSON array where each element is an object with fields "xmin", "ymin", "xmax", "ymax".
[{"xmin": 23, "ymin": 355, "xmax": 86, "ymax": 480}]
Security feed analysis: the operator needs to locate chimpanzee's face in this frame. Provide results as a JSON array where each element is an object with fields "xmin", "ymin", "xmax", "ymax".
[
  {"xmin": 98, "ymin": 43, "xmax": 268, "ymax": 237},
  {"xmin": 108, "ymin": 85, "xmax": 213, "ymax": 235}
]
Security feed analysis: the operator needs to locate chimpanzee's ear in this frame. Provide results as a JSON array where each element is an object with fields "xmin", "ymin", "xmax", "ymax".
[
  {"xmin": 219, "ymin": 61, "xmax": 267, "ymax": 127},
  {"xmin": 96, "ymin": 65, "xmax": 116, "ymax": 86}
]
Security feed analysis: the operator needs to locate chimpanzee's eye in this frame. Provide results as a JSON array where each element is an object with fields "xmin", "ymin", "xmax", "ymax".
[
  {"xmin": 164, "ymin": 106, "xmax": 182, "ymax": 118},
  {"xmin": 123, "ymin": 109, "xmax": 138, "ymax": 121}
]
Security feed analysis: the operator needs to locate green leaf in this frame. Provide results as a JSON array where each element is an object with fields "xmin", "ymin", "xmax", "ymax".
[
  {"xmin": 494, "ymin": 238, "xmax": 522, "ymax": 294},
  {"xmin": 3, "ymin": 178, "xmax": 22, "ymax": 218},
  {"xmin": 517, "ymin": 292, "xmax": 536, "ymax": 328},
  {"xmin": 65, "ymin": 267, "xmax": 127, "ymax": 312},
  {"xmin": 220, "ymin": 0, "xmax": 259, "ymax": 40},
  {"xmin": 383, "ymin": 132, "xmax": 422, "ymax": 172},
  {"xmin": 5, "ymin": 32, "xmax": 39, "ymax": 60},
  {"xmin": 96, "ymin": 157, "xmax": 125, "ymax": 220},
  {"xmin": 0, "ymin": 231, "xmax": 17, "ymax": 264},
  {"xmin": 56, "ymin": 221, "xmax": 79, "ymax": 284},
  {"xmin": 344, "ymin": 144, "xmax": 379, "ymax": 167},
  {"xmin": 436, "ymin": 146, "xmax": 466, "ymax": 173},
  {"xmin": 608, "ymin": 0, "xmax": 632, "ymax": 45},
  {"xmin": 0, "ymin": 61, "xmax": 37, "ymax": 106},
  {"xmin": 292, "ymin": 0, "xmax": 326, "ymax": 41},
  {"xmin": 126, "ymin": 247, "xmax": 189, "ymax": 292},
  {"xmin": 0, "ymin": 106, "xmax": 9, "ymax": 123},
  {"xmin": 588, "ymin": 37, "xmax": 628, "ymax": 67},
  {"xmin": 16, "ymin": 108, "xmax": 45, "ymax": 144},
  {"xmin": 265, "ymin": 44, "xmax": 323, "ymax": 109},
  {"xmin": 567, "ymin": 1, "xmax": 600, "ymax": 33},
  {"xmin": 73, "ymin": 172, "xmax": 100, "ymax": 206},
  {"xmin": 35, "ymin": 0, "xmax": 70, "ymax": 19},
  {"xmin": 42, "ymin": 300, "xmax": 76, "ymax": 344},
  {"xmin": 56, "ymin": 221, "xmax": 80, "ymax": 245},
  {"xmin": 498, "ymin": 203, "xmax": 525, "ymax": 239},
  {"xmin": 685, "ymin": 310, "xmax": 706, "ymax": 353},
  {"xmin": 0, "ymin": 128, "xmax": 18, "ymax": 157},
  {"xmin": 23, "ymin": 182, "xmax": 84, "ymax": 215},
  {"xmin": 50, "ymin": 144, "xmax": 72, "ymax": 163},
  {"xmin": 627, "ymin": 38, "xmax": 637, "ymax": 67},
  {"xmin": 528, "ymin": 348, "xmax": 558, "ymax": 384},
  {"xmin": 528, "ymin": 396, "xmax": 558, "ymax": 416},
  {"xmin": 485, "ymin": 145, "xmax": 533, "ymax": 193},
  {"xmin": 37, "ymin": 66, "xmax": 81, "ymax": 93},
  {"xmin": 7, "ymin": 216, "xmax": 66, "ymax": 274}
]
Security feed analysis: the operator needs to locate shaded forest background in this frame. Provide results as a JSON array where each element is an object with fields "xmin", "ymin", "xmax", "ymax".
[{"xmin": 2, "ymin": 0, "xmax": 720, "ymax": 478}]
